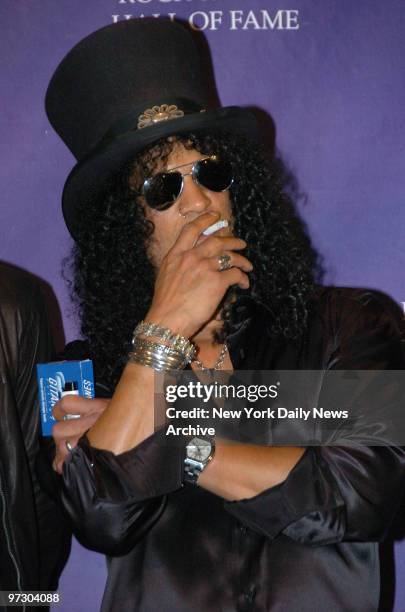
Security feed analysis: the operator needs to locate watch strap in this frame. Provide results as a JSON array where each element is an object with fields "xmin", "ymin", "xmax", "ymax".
[{"xmin": 184, "ymin": 457, "xmax": 204, "ymax": 484}]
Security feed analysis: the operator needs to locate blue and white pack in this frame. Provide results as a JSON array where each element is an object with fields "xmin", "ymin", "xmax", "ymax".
[{"xmin": 36, "ymin": 360, "xmax": 95, "ymax": 436}]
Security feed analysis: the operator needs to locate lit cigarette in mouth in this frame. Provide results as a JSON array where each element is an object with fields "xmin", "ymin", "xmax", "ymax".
[{"xmin": 202, "ymin": 219, "xmax": 229, "ymax": 236}]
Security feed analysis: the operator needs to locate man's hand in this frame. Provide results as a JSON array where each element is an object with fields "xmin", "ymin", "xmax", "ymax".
[
  {"xmin": 52, "ymin": 396, "xmax": 109, "ymax": 473},
  {"xmin": 147, "ymin": 212, "xmax": 253, "ymax": 338}
]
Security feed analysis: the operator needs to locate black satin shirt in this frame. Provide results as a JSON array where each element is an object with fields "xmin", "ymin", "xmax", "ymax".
[{"xmin": 60, "ymin": 287, "xmax": 405, "ymax": 612}]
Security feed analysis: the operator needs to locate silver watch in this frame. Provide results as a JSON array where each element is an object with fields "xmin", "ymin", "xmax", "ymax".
[{"xmin": 184, "ymin": 437, "xmax": 215, "ymax": 485}]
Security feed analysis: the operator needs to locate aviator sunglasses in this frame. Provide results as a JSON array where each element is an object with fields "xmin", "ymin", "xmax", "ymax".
[{"xmin": 141, "ymin": 156, "xmax": 234, "ymax": 211}]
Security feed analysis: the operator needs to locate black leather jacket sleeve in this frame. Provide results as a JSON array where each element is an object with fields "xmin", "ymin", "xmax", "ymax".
[{"xmin": 0, "ymin": 263, "xmax": 71, "ymax": 590}]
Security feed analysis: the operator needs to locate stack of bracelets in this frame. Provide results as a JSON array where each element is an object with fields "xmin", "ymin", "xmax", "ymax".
[{"xmin": 128, "ymin": 321, "xmax": 196, "ymax": 371}]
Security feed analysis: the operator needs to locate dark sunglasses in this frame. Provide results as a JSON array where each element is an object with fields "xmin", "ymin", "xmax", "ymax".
[{"xmin": 141, "ymin": 156, "xmax": 234, "ymax": 211}]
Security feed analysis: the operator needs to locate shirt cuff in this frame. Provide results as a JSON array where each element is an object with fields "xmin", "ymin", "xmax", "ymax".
[
  {"xmin": 224, "ymin": 447, "xmax": 346, "ymax": 543},
  {"xmin": 74, "ymin": 426, "xmax": 187, "ymax": 502}
]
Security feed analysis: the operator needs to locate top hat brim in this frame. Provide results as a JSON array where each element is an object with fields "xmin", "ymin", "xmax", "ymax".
[{"xmin": 62, "ymin": 106, "xmax": 259, "ymax": 240}]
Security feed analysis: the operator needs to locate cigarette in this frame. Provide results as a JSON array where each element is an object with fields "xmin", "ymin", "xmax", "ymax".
[{"xmin": 202, "ymin": 219, "xmax": 229, "ymax": 236}]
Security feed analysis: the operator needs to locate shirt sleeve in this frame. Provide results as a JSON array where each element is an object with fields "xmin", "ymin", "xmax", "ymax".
[
  {"xmin": 224, "ymin": 289, "xmax": 405, "ymax": 545},
  {"xmin": 39, "ymin": 340, "xmax": 186, "ymax": 556},
  {"xmin": 60, "ymin": 426, "xmax": 186, "ymax": 555}
]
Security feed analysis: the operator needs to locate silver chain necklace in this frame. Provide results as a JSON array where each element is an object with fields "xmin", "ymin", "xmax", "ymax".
[{"xmin": 192, "ymin": 343, "xmax": 228, "ymax": 371}]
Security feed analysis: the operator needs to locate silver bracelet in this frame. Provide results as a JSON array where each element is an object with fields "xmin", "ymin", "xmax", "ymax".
[
  {"xmin": 128, "ymin": 351, "xmax": 185, "ymax": 371},
  {"xmin": 132, "ymin": 321, "xmax": 196, "ymax": 362},
  {"xmin": 128, "ymin": 352, "xmax": 181, "ymax": 371},
  {"xmin": 128, "ymin": 338, "xmax": 189, "ymax": 371}
]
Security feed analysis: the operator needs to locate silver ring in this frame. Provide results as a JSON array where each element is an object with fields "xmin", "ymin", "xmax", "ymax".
[
  {"xmin": 218, "ymin": 253, "xmax": 232, "ymax": 271},
  {"xmin": 66, "ymin": 440, "xmax": 73, "ymax": 452},
  {"xmin": 63, "ymin": 415, "xmax": 69, "ymax": 421}
]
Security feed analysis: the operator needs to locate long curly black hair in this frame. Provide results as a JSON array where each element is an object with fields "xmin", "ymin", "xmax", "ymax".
[{"xmin": 66, "ymin": 130, "xmax": 323, "ymax": 387}]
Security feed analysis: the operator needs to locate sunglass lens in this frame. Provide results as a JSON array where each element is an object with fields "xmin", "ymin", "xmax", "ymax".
[
  {"xmin": 143, "ymin": 172, "xmax": 183, "ymax": 210},
  {"xmin": 195, "ymin": 158, "xmax": 233, "ymax": 192}
]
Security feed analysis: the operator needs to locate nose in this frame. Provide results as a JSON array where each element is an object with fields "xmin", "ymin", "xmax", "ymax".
[{"xmin": 177, "ymin": 174, "xmax": 211, "ymax": 217}]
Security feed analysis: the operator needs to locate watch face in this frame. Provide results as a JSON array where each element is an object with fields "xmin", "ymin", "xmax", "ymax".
[{"xmin": 187, "ymin": 437, "xmax": 212, "ymax": 462}]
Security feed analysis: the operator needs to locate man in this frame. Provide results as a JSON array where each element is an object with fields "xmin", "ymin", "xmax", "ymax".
[
  {"xmin": 0, "ymin": 262, "xmax": 70, "ymax": 605},
  {"xmin": 46, "ymin": 19, "xmax": 405, "ymax": 611}
]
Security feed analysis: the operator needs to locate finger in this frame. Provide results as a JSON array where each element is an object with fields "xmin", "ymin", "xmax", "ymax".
[
  {"xmin": 210, "ymin": 252, "xmax": 253, "ymax": 273},
  {"xmin": 194, "ymin": 235, "xmax": 247, "ymax": 258},
  {"xmin": 53, "ymin": 458, "xmax": 63, "ymax": 474},
  {"xmin": 53, "ymin": 437, "xmax": 79, "ymax": 473},
  {"xmin": 219, "ymin": 267, "xmax": 250, "ymax": 290},
  {"xmin": 55, "ymin": 434, "xmax": 79, "ymax": 452},
  {"xmin": 54, "ymin": 460, "xmax": 64, "ymax": 475},
  {"xmin": 52, "ymin": 413, "xmax": 100, "ymax": 441},
  {"xmin": 170, "ymin": 212, "xmax": 220, "ymax": 254},
  {"xmin": 53, "ymin": 396, "xmax": 109, "ymax": 420},
  {"xmin": 53, "ymin": 439, "xmax": 79, "ymax": 474},
  {"xmin": 55, "ymin": 437, "xmax": 78, "ymax": 458}
]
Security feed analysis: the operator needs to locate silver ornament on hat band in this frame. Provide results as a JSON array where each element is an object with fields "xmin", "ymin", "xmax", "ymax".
[
  {"xmin": 137, "ymin": 104, "xmax": 184, "ymax": 129},
  {"xmin": 218, "ymin": 253, "xmax": 232, "ymax": 271},
  {"xmin": 137, "ymin": 104, "xmax": 206, "ymax": 130}
]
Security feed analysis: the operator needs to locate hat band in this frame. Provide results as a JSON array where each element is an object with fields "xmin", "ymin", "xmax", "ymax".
[{"xmin": 98, "ymin": 97, "xmax": 206, "ymax": 146}]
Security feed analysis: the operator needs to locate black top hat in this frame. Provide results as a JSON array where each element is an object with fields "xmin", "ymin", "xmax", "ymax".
[{"xmin": 45, "ymin": 18, "xmax": 259, "ymax": 240}]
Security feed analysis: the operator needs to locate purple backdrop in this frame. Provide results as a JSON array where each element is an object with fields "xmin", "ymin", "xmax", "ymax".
[{"xmin": 1, "ymin": 1, "xmax": 404, "ymax": 610}]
